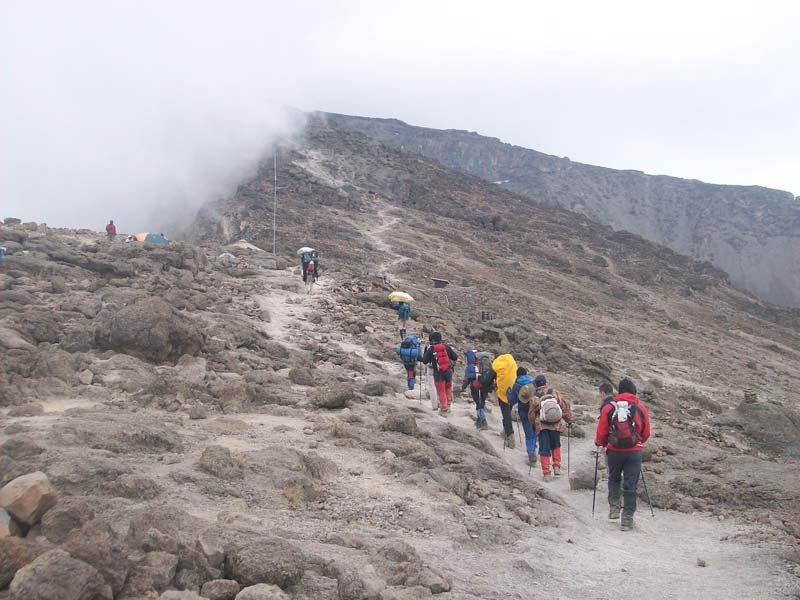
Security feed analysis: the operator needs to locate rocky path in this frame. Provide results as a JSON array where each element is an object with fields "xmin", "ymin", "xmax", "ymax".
[{"xmin": 362, "ymin": 202, "xmax": 412, "ymax": 277}]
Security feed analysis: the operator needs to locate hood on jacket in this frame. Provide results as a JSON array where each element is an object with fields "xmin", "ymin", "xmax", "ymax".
[
  {"xmin": 516, "ymin": 374, "xmax": 534, "ymax": 386},
  {"xmin": 492, "ymin": 354, "xmax": 518, "ymax": 403},
  {"xmin": 614, "ymin": 392, "xmax": 640, "ymax": 404}
]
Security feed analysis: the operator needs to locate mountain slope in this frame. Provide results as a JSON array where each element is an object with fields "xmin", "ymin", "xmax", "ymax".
[{"xmin": 323, "ymin": 112, "xmax": 800, "ymax": 308}]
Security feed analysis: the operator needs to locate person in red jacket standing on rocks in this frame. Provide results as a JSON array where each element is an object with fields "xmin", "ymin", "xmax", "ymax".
[
  {"xmin": 105, "ymin": 220, "xmax": 117, "ymax": 241},
  {"xmin": 595, "ymin": 377, "xmax": 650, "ymax": 531}
]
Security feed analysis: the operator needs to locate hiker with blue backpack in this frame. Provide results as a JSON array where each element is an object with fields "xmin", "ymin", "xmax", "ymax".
[
  {"xmin": 461, "ymin": 350, "xmax": 491, "ymax": 430},
  {"xmin": 508, "ymin": 367, "xmax": 538, "ymax": 466},
  {"xmin": 396, "ymin": 334, "xmax": 421, "ymax": 390}
]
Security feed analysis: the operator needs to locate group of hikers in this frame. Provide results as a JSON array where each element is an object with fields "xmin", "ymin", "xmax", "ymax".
[{"xmin": 396, "ymin": 330, "xmax": 651, "ymax": 531}]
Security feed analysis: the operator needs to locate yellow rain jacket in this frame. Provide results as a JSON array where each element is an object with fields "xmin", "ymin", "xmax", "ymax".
[{"xmin": 492, "ymin": 354, "xmax": 518, "ymax": 405}]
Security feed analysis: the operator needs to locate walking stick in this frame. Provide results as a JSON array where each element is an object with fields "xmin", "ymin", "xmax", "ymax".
[
  {"xmin": 567, "ymin": 423, "xmax": 571, "ymax": 477},
  {"xmin": 640, "ymin": 467, "xmax": 656, "ymax": 518},
  {"xmin": 592, "ymin": 447, "xmax": 599, "ymax": 517}
]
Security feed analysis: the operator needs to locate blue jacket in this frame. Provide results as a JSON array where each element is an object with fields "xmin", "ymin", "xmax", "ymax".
[{"xmin": 508, "ymin": 374, "xmax": 534, "ymax": 408}]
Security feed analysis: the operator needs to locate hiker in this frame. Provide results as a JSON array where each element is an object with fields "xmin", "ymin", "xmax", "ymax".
[
  {"xmin": 301, "ymin": 250, "xmax": 313, "ymax": 282},
  {"xmin": 461, "ymin": 350, "xmax": 490, "ymax": 430},
  {"xmin": 397, "ymin": 301, "xmax": 411, "ymax": 340},
  {"xmin": 491, "ymin": 353, "xmax": 518, "ymax": 448},
  {"xmin": 529, "ymin": 374, "xmax": 572, "ymax": 480},
  {"xmin": 599, "ymin": 382, "xmax": 615, "ymax": 414},
  {"xmin": 396, "ymin": 334, "xmax": 421, "ymax": 390},
  {"xmin": 105, "ymin": 220, "xmax": 116, "ymax": 241},
  {"xmin": 508, "ymin": 367, "xmax": 537, "ymax": 465},
  {"xmin": 305, "ymin": 259, "xmax": 317, "ymax": 294},
  {"xmin": 595, "ymin": 377, "xmax": 651, "ymax": 531},
  {"xmin": 421, "ymin": 332, "xmax": 458, "ymax": 416}
]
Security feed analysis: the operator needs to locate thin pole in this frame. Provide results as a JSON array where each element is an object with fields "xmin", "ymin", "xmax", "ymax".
[
  {"xmin": 272, "ymin": 148, "xmax": 277, "ymax": 255},
  {"xmin": 640, "ymin": 468, "xmax": 656, "ymax": 518}
]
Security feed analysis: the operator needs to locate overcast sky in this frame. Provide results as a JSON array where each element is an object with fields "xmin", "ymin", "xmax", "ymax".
[{"xmin": 2, "ymin": 1, "xmax": 798, "ymax": 231}]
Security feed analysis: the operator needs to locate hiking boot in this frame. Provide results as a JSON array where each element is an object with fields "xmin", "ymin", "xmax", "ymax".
[
  {"xmin": 542, "ymin": 472, "xmax": 552, "ymax": 482},
  {"xmin": 608, "ymin": 505, "xmax": 621, "ymax": 520},
  {"xmin": 553, "ymin": 466, "xmax": 561, "ymax": 478},
  {"xmin": 527, "ymin": 454, "xmax": 538, "ymax": 466},
  {"xmin": 621, "ymin": 513, "xmax": 634, "ymax": 531},
  {"xmin": 505, "ymin": 434, "xmax": 516, "ymax": 449}
]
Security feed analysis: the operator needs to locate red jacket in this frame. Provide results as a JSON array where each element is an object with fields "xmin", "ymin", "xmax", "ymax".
[
  {"xmin": 106, "ymin": 223, "xmax": 116, "ymax": 235},
  {"xmin": 594, "ymin": 392, "xmax": 650, "ymax": 452}
]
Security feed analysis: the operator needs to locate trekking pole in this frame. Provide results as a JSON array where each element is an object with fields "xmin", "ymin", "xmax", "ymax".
[
  {"xmin": 640, "ymin": 467, "xmax": 656, "ymax": 518},
  {"xmin": 567, "ymin": 424, "xmax": 571, "ymax": 477},
  {"xmin": 592, "ymin": 447, "xmax": 599, "ymax": 517}
]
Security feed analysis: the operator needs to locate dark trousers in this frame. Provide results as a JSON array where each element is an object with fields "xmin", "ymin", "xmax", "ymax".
[
  {"xmin": 607, "ymin": 450, "xmax": 642, "ymax": 516},
  {"xmin": 499, "ymin": 401, "xmax": 514, "ymax": 437},
  {"xmin": 537, "ymin": 429, "xmax": 561, "ymax": 456},
  {"xmin": 468, "ymin": 385, "xmax": 488, "ymax": 410}
]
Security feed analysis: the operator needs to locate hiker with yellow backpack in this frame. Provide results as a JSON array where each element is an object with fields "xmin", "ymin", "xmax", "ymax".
[
  {"xmin": 491, "ymin": 354, "xmax": 518, "ymax": 448},
  {"xmin": 529, "ymin": 374, "xmax": 572, "ymax": 481}
]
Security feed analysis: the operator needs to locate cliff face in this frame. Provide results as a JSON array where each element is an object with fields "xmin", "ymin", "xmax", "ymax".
[{"xmin": 323, "ymin": 112, "xmax": 800, "ymax": 307}]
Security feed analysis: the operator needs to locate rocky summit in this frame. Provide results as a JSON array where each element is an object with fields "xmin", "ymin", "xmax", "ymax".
[{"xmin": 1, "ymin": 116, "xmax": 799, "ymax": 599}]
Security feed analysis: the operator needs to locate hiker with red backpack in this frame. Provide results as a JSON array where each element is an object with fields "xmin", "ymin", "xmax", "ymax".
[
  {"xmin": 529, "ymin": 375, "xmax": 572, "ymax": 481},
  {"xmin": 421, "ymin": 332, "xmax": 458, "ymax": 416},
  {"xmin": 594, "ymin": 377, "xmax": 651, "ymax": 531},
  {"xmin": 508, "ymin": 367, "xmax": 537, "ymax": 465},
  {"xmin": 461, "ymin": 350, "xmax": 491, "ymax": 430}
]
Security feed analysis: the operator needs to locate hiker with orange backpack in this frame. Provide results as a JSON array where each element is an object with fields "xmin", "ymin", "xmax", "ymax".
[
  {"xmin": 529, "ymin": 375, "xmax": 572, "ymax": 481},
  {"xmin": 491, "ymin": 354, "xmax": 518, "ymax": 448},
  {"xmin": 595, "ymin": 377, "xmax": 651, "ymax": 531},
  {"xmin": 421, "ymin": 332, "xmax": 458, "ymax": 416}
]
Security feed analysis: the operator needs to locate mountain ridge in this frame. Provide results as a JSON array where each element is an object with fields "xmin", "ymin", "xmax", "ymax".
[{"xmin": 322, "ymin": 111, "xmax": 800, "ymax": 308}]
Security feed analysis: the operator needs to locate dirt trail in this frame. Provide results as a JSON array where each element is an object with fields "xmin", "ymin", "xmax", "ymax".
[{"xmin": 363, "ymin": 201, "xmax": 412, "ymax": 276}]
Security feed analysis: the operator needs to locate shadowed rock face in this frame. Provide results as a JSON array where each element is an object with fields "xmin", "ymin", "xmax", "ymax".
[{"xmin": 323, "ymin": 112, "xmax": 800, "ymax": 307}]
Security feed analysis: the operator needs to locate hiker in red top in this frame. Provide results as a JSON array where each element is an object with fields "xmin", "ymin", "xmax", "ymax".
[
  {"xmin": 105, "ymin": 220, "xmax": 116, "ymax": 241},
  {"xmin": 421, "ymin": 331, "xmax": 458, "ymax": 416},
  {"xmin": 595, "ymin": 377, "xmax": 651, "ymax": 531}
]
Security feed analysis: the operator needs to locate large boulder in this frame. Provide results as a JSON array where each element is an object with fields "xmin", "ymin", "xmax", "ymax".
[
  {"xmin": 313, "ymin": 385, "xmax": 354, "ymax": 409},
  {"xmin": 39, "ymin": 498, "xmax": 95, "ymax": 544},
  {"xmin": 95, "ymin": 297, "xmax": 204, "ymax": 364},
  {"xmin": 381, "ymin": 411, "xmax": 418, "ymax": 436},
  {"xmin": 235, "ymin": 584, "xmax": 289, "ymax": 599},
  {"xmin": 62, "ymin": 518, "xmax": 130, "ymax": 594},
  {"xmin": 120, "ymin": 551, "xmax": 178, "ymax": 598},
  {"xmin": 0, "ymin": 471, "xmax": 57, "ymax": 526},
  {"xmin": 201, "ymin": 578, "xmax": 241, "ymax": 600},
  {"xmin": 225, "ymin": 538, "xmax": 305, "ymax": 589},
  {"xmin": 89, "ymin": 354, "xmax": 157, "ymax": 393},
  {"xmin": 197, "ymin": 445, "xmax": 243, "ymax": 480},
  {"xmin": 568, "ymin": 465, "xmax": 597, "ymax": 491},
  {"xmin": 9, "ymin": 549, "xmax": 113, "ymax": 600},
  {"xmin": 0, "ymin": 536, "xmax": 46, "ymax": 588}
]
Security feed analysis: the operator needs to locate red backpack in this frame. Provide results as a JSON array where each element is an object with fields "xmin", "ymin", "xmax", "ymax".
[
  {"xmin": 607, "ymin": 401, "xmax": 643, "ymax": 448},
  {"xmin": 432, "ymin": 343, "xmax": 451, "ymax": 372},
  {"xmin": 306, "ymin": 261, "xmax": 315, "ymax": 275}
]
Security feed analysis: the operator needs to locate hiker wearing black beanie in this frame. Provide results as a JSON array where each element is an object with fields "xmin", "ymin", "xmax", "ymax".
[{"xmin": 594, "ymin": 377, "xmax": 651, "ymax": 531}]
